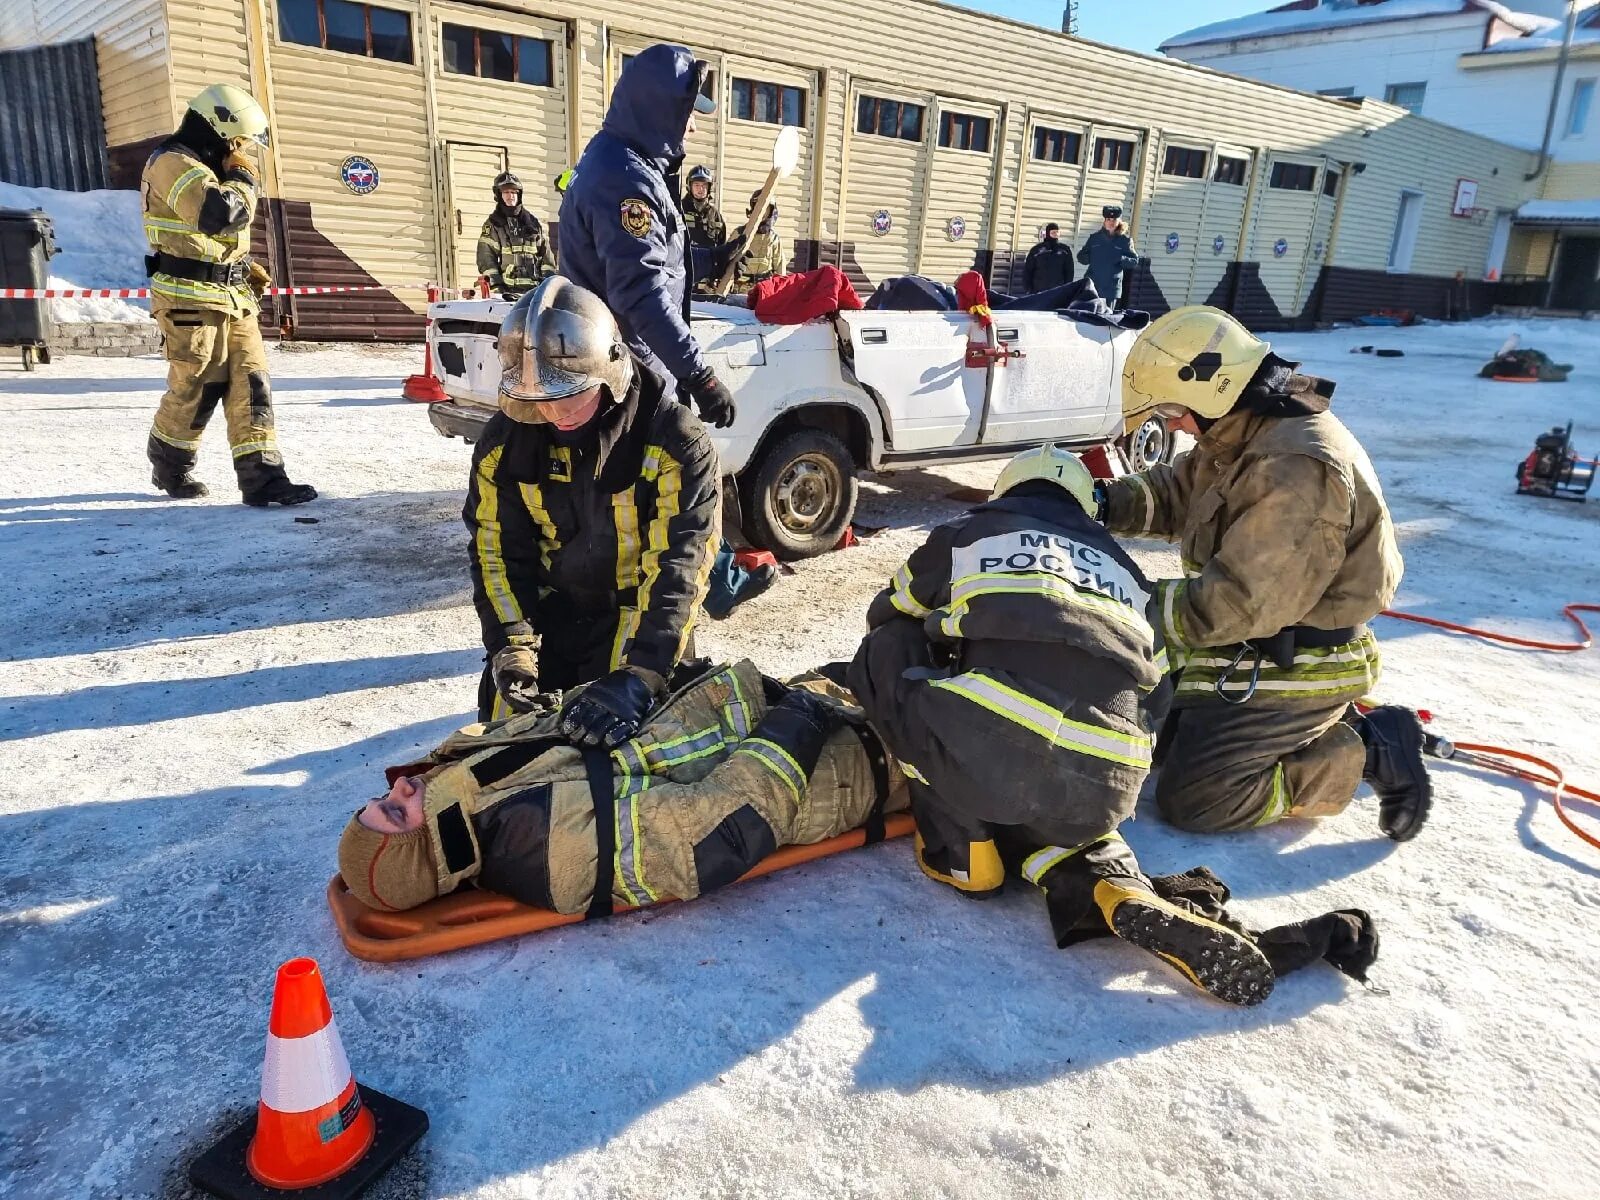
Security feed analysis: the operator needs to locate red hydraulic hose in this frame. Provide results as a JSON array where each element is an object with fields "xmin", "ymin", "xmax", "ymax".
[{"xmin": 1379, "ymin": 603, "xmax": 1597, "ymax": 652}]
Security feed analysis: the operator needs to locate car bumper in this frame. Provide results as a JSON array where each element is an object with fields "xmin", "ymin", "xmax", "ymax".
[{"xmin": 427, "ymin": 399, "xmax": 493, "ymax": 443}]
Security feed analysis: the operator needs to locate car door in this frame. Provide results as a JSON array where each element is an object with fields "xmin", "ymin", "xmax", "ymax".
[
  {"xmin": 839, "ymin": 311, "xmax": 984, "ymax": 451},
  {"xmin": 979, "ymin": 311, "xmax": 1119, "ymax": 446}
]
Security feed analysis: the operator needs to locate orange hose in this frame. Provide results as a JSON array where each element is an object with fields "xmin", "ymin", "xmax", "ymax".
[
  {"xmin": 1380, "ymin": 604, "xmax": 1597, "ymax": 652},
  {"xmin": 1449, "ymin": 742, "xmax": 1600, "ymax": 853}
]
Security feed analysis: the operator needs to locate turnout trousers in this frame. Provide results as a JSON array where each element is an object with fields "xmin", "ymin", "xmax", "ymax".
[
  {"xmin": 1154, "ymin": 698, "xmax": 1366, "ymax": 833},
  {"xmin": 147, "ymin": 305, "xmax": 287, "ymax": 493}
]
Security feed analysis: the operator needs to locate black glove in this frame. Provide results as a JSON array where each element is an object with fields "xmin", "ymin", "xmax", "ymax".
[
  {"xmin": 686, "ymin": 367, "xmax": 736, "ymax": 428},
  {"xmin": 500, "ymin": 290, "xmax": 521, "ymax": 302},
  {"xmin": 768, "ymin": 687, "xmax": 840, "ymax": 737},
  {"xmin": 715, "ymin": 230, "xmax": 748, "ymax": 277},
  {"xmin": 559, "ymin": 668, "xmax": 658, "ymax": 749},
  {"xmin": 490, "ymin": 627, "xmax": 543, "ymax": 714},
  {"xmin": 1254, "ymin": 909, "xmax": 1379, "ymax": 983}
]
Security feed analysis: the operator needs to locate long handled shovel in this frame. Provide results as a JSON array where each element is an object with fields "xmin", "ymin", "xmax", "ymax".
[{"xmin": 715, "ymin": 124, "xmax": 802, "ymax": 298}]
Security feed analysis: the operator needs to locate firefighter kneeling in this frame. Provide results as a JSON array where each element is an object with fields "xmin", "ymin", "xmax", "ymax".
[
  {"xmin": 1105, "ymin": 306, "xmax": 1432, "ymax": 841},
  {"xmin": 142, "ymin": 85, "xmax": 315, "ymax": 506},
  {"xmin": 848, "ymin": 446, "xmax": 1376, "ymax": 1005}
]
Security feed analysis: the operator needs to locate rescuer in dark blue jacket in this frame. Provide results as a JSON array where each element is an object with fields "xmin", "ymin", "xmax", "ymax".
[{"xmin": 557, "ymin": 43, "xmax": 738, "ymax": 428}]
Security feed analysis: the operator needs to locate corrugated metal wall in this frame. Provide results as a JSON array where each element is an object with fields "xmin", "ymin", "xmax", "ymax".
[{"xmin": 0, "ymin": 40, "xmax": 110, "ymax": 191}]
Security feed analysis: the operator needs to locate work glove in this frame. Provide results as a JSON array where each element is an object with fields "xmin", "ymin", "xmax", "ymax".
[
  {"xmin": 500, "ymin": 290, "xmax": 521, "ymax": 302},
  {"xmin": 221, "ymin": 146, "xmax": 258, "ymax": 188},
  {"xmin": 685, "ymin": 367, "xmax": 736, "ymax": 429},
  {"xmin": 559, "ymin": 667, "xmax": 659, "ymax": 749},
  {"xmin": 246, "ymin": 260, "xmax": 271, "ymax": 300},
  {"xmin": 490, "ymin": 625, "xmax": 543, "ymax": 714}
]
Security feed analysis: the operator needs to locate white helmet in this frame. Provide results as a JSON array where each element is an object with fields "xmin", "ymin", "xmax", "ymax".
[
  {"xmin": 990, "ymin": 443, "xmax": 1098, "ymax": 518},
  {"xmin": 187, "ymin": 84, "xmax": 270, "ymax": 147},
  {"xmin": 497, "ymin": 277, "xmax": 634, "ymax": 423}
]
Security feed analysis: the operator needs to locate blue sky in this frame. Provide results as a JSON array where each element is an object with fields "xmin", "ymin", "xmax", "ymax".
[{"xmin": 950, "ymin": 0, "xmax": 1270, "ymax": 55}]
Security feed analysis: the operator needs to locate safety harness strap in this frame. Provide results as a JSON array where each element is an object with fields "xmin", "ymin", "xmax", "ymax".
[
  {"xmin": 851, "ymin": 723, "xmax": 890, "ymax": 845},
  {"xmin": 583, "ymin": 750, "xmax": 617, "ymax": 920}
]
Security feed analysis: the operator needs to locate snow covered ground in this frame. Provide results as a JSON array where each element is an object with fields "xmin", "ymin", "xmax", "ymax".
[
  {"xmin": 0, "ymin": 183, "xmax": 151, "ymax": 323},
  {"xmin": 2, "ymin": 318, "xmax": 1598, "ymax": 1199}
]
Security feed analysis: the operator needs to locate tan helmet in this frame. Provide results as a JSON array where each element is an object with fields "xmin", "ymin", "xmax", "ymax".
[
  {"xmin": 1121, "ymin": 305, "xmax": 1271, "ymax": 428},
  {"xmin": 497, "ymin": 277, "xmax": 634, "ymax": 423},
  {"xmin": 187, "ymin": 84, "xmax": 270, "ymax": 147},
  {"xmin": 990, "ymin": 443, "xmax": 1098, "ymax": 518}
]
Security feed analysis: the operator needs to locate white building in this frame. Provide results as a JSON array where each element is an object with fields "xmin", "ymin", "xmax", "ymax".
[{"xmin": 1162, "ymin": 0, "xmax": 1600, "ymax": 310}]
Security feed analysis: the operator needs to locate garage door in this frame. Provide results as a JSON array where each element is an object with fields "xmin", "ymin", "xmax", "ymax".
[
  {"xmin": 1078, "ymin": 124, "xmax": 1144, "ymax": 250},
  {"xmin": 1297, "ymin": 164, "xmax": 1343, "ymax": 312},
  {"xmin": 1012, "ymin": 114, "xmax": 1089, "ymax": 292},
  {"xmin": 919, "ymin": 98, "xmax": 1001, "ymax": 282},
  {"xmin": 1247, "ymin": 153, "xmax": 1327, "ymax": 321},
  {"xmin": 719, "ymin": 59, "xmax": 818, "ymax": 272},
  {"xmin": 841, "ymin": 84, "xmax": 932, "ymax": 292},
  {"xmin": 1140, "ymin": 136, "xmax": 1211, "ymax": 310},
  {"xmin": 432, "ymin": 4, "xmax": 571, "ymax": 285},
  {"xmin": 1189, "ymin": 145, "xmax": 1254, "ymax": 307}
]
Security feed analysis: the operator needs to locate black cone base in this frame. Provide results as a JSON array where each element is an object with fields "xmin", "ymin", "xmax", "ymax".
[{"xmin": 188, "ymin": 1085, "xmax": 428, "ymax": 1200}]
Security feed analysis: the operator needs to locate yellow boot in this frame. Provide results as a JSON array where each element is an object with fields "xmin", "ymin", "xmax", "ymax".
[
  {"xmin": 914, "ymin": 832, "xmax": 1005, "ymax": 899},
  {"xmin": 1094, "ymin": 878, "xmax": 1274, "ymax": 1006}
]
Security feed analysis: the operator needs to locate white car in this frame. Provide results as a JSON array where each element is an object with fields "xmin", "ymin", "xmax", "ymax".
[{"xmin": 425, "ymin": 298, "xmax": 1171, "ymax": 558}]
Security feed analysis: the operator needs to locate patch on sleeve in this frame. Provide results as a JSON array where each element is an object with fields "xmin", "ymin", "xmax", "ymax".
[{"xmin": 620, "ymin": 198, "xmax": 653, "ymax": 238}]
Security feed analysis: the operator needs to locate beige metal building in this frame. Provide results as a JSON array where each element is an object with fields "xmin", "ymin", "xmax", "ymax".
[{"xmin": 0, "ymin": 0, "xmax": 1545, "ymax": 338}]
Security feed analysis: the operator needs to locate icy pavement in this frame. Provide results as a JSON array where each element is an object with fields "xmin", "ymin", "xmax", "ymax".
[{"xmin": 2, "ymin": 320, "xmax": 1598, "ymax": 1199}]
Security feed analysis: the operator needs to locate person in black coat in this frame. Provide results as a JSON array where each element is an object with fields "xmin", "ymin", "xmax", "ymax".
[{"xmin": 1021, "ymin": 223, "xmax": 1075, "ymax": 293}]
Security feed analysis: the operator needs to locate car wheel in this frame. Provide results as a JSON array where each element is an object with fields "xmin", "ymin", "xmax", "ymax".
[
  {"xmin": 739, "ymin": 428, "xmax": 858, "ymax": 561},
  {"xmin": 1121, "ymin": 416, "xmax": 1171, "ymax": 471}
]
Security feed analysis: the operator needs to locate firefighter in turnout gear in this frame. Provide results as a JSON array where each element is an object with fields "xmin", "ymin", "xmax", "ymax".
[
  {"xmin": 478, "ymin": 170, "xmax": 555, "ymax": 298},
  {"xmin": 681, "ymin": 165, "xmax": 725, "ymax": 291},
  {"xmin": 141, "ymin": 84, "xmax": 315, "ymax": 505},
  {"xmin": 337, "ymin": 661, "xmax": 910, "ymax": 915},
  {"xmin": 734, "ymin": 191, "xmax": 785, "ymax": 294},
  {"xmin": 465, "ymin": 278, "xmax": 719, "ymax": 739},
  {"xmin": 1105, "ymin": 305, "xmax": 1432, "ymax": 841},
  {"xmin": 847, "ymin": 445, "xmax": 1279, "ymax": 1005}
]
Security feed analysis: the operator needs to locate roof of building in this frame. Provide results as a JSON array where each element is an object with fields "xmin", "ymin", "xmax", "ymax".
[
  {"xmin": 1516, "ymin": 198, "xmax": 1600, "ymax": 224},
  {"xmin": 1160, "ymin": 0, "xmax": 1555, "ymax": 53},
  {"xmin": 1474, "ymin": 6, "xmax": 1600, "ymax": 54}
]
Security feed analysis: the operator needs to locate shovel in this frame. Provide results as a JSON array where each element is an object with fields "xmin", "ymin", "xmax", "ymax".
[{"xmin": 714, "ymin": 124, "xmax": 801, "ymax": 298}]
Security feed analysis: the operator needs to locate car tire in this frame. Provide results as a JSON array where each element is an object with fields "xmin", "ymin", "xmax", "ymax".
[
  {"xmin": 1121, "ymin": 416, "xmax": 1172, "ymax": 471},
  {"xmin": 739, "ymin": 428, "xmax": 858, "ymax": 561}
]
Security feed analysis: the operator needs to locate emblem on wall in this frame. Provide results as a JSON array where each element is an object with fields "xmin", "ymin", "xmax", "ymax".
[
  {"xmin": 1273, "ymin": 237, "xmax": 1289, "ymax": 258},
  {"xmin": 339, "ymin": 156, "xmax": 380, "ymax": 195},
  {"xmin": 1212, "ymin": 235, "xmax": 1226, "ymax": 256},
  {"xmin": 947, "ymin": 216, "xmax": 967, "ymax": 241},
  {"xmin": 871, "ymin": 210, "xmax": 893, "ymax": 236},
  {"xmin": 1314, "ymin": 240, "xmax": 1326, "ymax": 259},
  {"xmin": 1164, "ymin": 233, "xmax": 1180, "ymax": 254}
]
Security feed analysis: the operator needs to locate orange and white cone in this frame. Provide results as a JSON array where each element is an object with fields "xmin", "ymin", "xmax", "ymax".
[{"xmin": 247, "ymin": 957, "xmax": 375, "ymax": 1187}]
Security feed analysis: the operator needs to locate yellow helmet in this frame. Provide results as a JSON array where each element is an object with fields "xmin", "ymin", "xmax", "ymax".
[
  {"xmin": 1121, "ymin": 305, "xmax": 1270, "ymax": 428},
  {"xmin": 990, "ymin": 443, "xmax": 1098, "ymax": 518},
  {"xmin": 187, "ymin": 84, "xmax": 270, "ymax": 147}
]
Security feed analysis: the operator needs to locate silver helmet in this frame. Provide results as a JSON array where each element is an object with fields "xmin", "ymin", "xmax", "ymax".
[{"xmin": 497, "ymin": 277, "xmax": 634, "ymax": 423}]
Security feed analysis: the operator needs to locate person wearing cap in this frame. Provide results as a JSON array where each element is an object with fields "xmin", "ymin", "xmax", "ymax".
[
  {"xmin": 141, "ymin": 84, "xmax": 315, "ymax": 506},
  {"xmin": 1077, "ymin": 206, "xmax": 1140, "ymax": 306},
  {"xmin": 681, "ymin": 165, "xmax": 727, "ymax": 291},
  {"xmin": 463, "ymin": 277, "xmax": 718, "ymax": 746},
  {"xmin": 1102, "ymin": 305, "xmax": 1432, "ymax": 842},
  {"xmin": 477, "ymin": 170, "xmax": 555, "ymax": 299},
  {"xmin": 845, "ymin": 444, "xmax": 1377, "ymax": 1004},
  {"xmin": 733, "ymin": 191, "xmax": 786, "ymax": 294},
  {"xmin": 338, "ymin": 660, "xmax": 908, "ymax": 917},
  {"xmin": 557, "ymin": 44, "xmax": 742, "ymax": 429},
  {"xmin": 1021, "ymin": 222, "xmax": 1075, "ymax": 294}
]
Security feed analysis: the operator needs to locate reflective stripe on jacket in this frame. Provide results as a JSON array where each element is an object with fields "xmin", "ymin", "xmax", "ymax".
[{"xmin": 1106, "ymin": 406, "xmax": 1401, "ymax": 707}]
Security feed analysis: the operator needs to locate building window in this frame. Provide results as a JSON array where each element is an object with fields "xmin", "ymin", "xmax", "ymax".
[
  {"xmin": 441, "ymin": 23, "xmax": 552, "ymax": 85},
  {"xmin": 1384, "ymin": 81, "xmax": 1426, "ymax": 115},
  {"xmin": 1388, "ymin": 189, "xmax": 1423, "ymax": 272},
  {"xmin": 1161, "ymin": 146, "xmax": 1208, "ymax": 179},
  {"xmin": 939, "ymin": 111, "xmax": 992, "ymax": 153},
  {"xmin": 1093, "ymin": 137, "xmax": 1136, "ymax": 171},
  {"xmin": 1213, "ymin": 155, "xmax": 1248, "ymax": 186},
  {"xmin": 1032, "ymin": 126, "xmax": 1082, "ymax": 164},
  {"xmin": 278, "ymin": 0, "xmax": 414, "ymax": 64},
  {"xmin": 857, "ymin": 95, "xmax": 925, "ymax": 142},
  {"xmin": 732, "ymin": 78, "xmax": 807, "ymax": 126},
  {"xmin": 1317, "ymin": 87, "xmax": 1355, "ymax": 98},
  {"xmin": 1269, "ymin": 161, "xmax": 1317, "ymax": 191},
  {"xmin": 1566, "ymin": 78, "xmax": 1595, "ymax": 138},
  {"xmin": 1322, "ymin": 168, "xmax": 1342, "ymax": 197}
]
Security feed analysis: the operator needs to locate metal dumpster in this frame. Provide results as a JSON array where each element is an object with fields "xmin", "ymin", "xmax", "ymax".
[{"xmin": 0, "ymin": 207, "xmax": 57, "ymax": 370}]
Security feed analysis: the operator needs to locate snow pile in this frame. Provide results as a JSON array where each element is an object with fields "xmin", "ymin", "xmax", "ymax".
[
  {"xmin": 1161, "ymin": 0, "xmax": 1556, "ymax": 51},
  {"xmin": 2, "ymin": 325, "xmax": 1600, "ymax": 1197},
  {"xmin": 0, "ymin": 182, "xmax": 151, "ymax": 323}
]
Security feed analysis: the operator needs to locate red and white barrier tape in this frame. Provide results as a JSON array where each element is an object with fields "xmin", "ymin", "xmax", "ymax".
[{"xmin": 0, "ymin": 282, "xmax": 435, "ymax": 300}]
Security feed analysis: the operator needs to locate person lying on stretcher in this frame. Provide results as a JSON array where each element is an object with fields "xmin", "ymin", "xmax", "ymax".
[{"xmin": 338, "ymin": 659, "xmax": 908, "ymax": 915}]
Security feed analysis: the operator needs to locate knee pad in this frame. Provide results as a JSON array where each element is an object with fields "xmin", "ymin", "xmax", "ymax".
[{"xmin": 247, "ymin": 371, "xmax": 274, "ymax": 427}]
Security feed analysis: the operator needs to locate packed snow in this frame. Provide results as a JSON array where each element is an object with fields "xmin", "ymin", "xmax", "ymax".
[
  {"xmin": 1160, "ymin": 0, "xmax": 1556, "ymax": 51},
  {"xmin": 0, "ymin": 182, "xmax": 151, "ymax": 323},
  {"xmin": 2, "ymin": 318, "xmax": 1598, "ymax": 1199}
]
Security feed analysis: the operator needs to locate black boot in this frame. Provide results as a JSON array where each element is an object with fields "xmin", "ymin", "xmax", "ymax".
[
  {"xmin": 151, "ymin": 468, "xmax": 208, "ymax": 499},
  {"xmin": 1354, "ymin": 705, "xmax": 1433, "ymax": 841},
  {"xmin": 242, "ymin": 477, "xmax": 318, "ymax": 507}
]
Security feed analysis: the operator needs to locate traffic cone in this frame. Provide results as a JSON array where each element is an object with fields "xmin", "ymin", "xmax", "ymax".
[
  {"xmin": 402, "ymin": 284, "xmax": 450, "ymax": 403},
  {"xmin": 189, "ymin": 957, "xmax": 428, "ymax": 1199}
]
